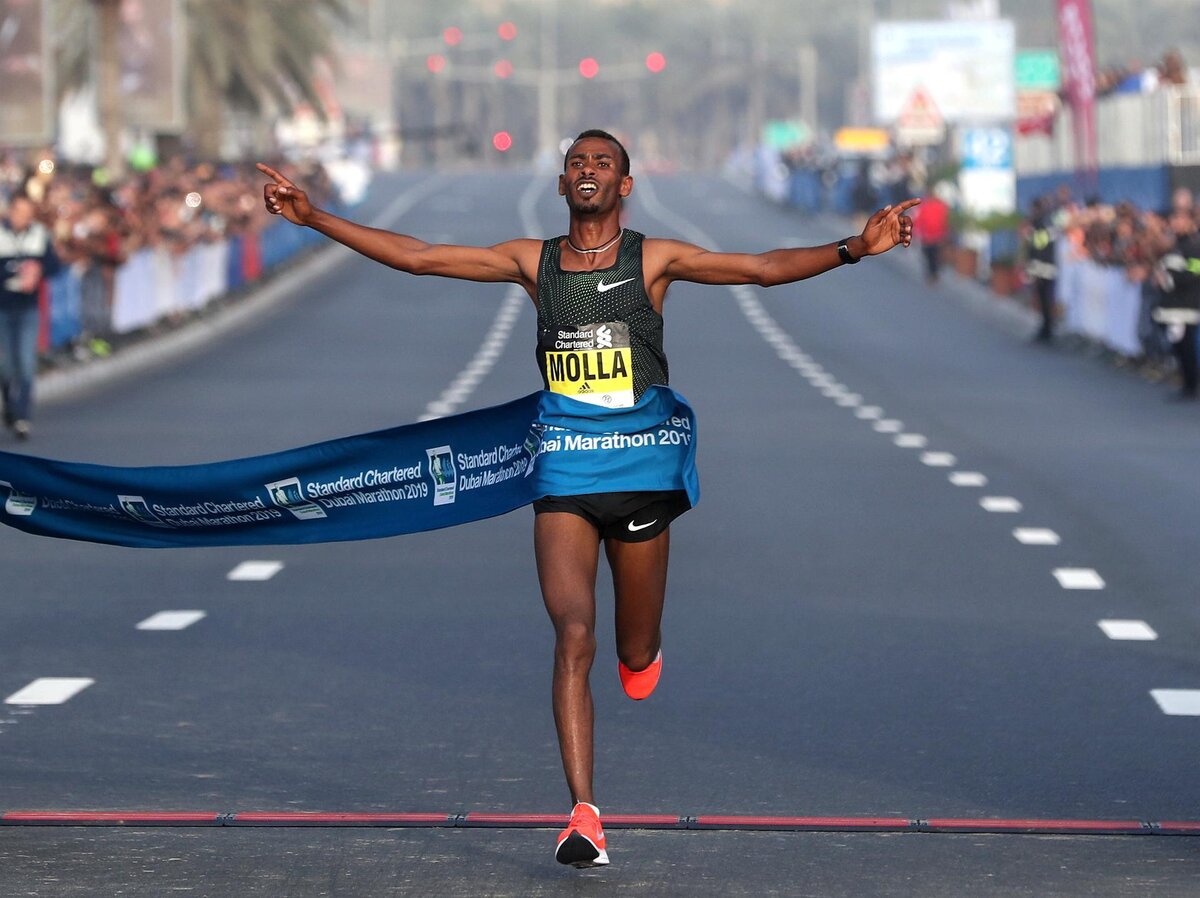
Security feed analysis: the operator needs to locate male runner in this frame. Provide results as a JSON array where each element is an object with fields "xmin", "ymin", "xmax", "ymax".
[{"xmin": 258, "ymin": 131, "xmax": 917, "ymax": 867}]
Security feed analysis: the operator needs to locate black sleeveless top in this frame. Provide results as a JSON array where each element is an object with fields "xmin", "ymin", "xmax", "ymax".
[{"xmin": 535, "ymin": 230, "xmax": 667, "ymax": 406}]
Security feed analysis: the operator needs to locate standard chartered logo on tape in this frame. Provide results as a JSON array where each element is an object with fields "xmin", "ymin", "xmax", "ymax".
[
  {"xmin": 0, "ymin": 480, "xmax": 36, "ymax": 516},
  {"xmin": 119, "ymin": 495, "xmax": 170, "ymax": 527},
  {"xmin": 595, "ymin": 324, "xmax": 613, "ymax": 348},
  {"xmin": 426, "ymin": 446, "xmax": 457, "ymax": 505},
  {"xmin": 265, "ymin": 476, "xmax": 328, "ymax": 520}
]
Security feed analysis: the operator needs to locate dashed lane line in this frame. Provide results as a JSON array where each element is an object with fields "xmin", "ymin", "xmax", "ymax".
[
  {"xmin": 1098, "ymin": 620, "xmax": 1157, "ymax": 641},
  {"xmin": 637, "ymin": 175, "xmax": 1189, "ymax": 717},
  {"xmin": 418, "ymin": 174, "xmax": 543, "ymax": 422},
  {"xmin": 949, "ymin": 471, "xmax": 988, "ymax": 487},
  {"xmin": 1013, "ymin": 528, "xmax": 1061, "ymax": 546},
  {"xmin": 980, "ymin": 496, "xmax": 1023, "ymax": 513},
  {"xmin": 921, "ymin": 451, "xmax": 956, "ymax": 467},
  {"xmin": 137, "ymin": 611, "xmax": 207, "ymax": 631},
  {"xmin": 1150, "ymin": 690, "xmax": 1200, "ymax": 716},
  {"xmin": 226, "ymin": 560, "xmax": 285, "ymax": 581},
  {"xmin": 1053, "ymin": 568, "xmax": 1106, "ymax": 590},
  {"xmin": 5, "ymin": 678, "xmax": 94, "ymax": 706}
]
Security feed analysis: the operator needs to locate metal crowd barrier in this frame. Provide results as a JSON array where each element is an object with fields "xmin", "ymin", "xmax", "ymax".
[{"xmin": 38, "ymin": 207, "xmax": 342, "ymax": 353}]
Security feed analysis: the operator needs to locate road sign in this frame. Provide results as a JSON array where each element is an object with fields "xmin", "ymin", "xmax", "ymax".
[{"xmin": 895, "ymin": 86, "xmax": 945, "ymax": 146}]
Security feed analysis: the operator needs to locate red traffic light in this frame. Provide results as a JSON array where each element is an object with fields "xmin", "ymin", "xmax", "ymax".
[
  {"xmin": 646, "ymin": 52, "xmax": 666, "ymax": 73},
  {"xmin": 498, "ymin": 21, "xmax": 517, "ymax": 41},
  {"xmin": 443, "ymin": 26, "xmax": 462, "ymax": 46},
  {"xmin": 579, "ymin": 57, "xmax": 599, "ymax": 79},
  {"xmin": 492, "ymin": 131, "xmax": 513, "ymax": 152},
  {"xmin": 493, "ymin": 59, "xmax": 513, "ymax": 79},
  {"xmin": 426, "ymin": 54, "xmax": 446, "ymax": 74}
]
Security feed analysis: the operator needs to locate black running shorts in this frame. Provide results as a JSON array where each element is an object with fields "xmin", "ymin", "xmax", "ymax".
[{"xmin": 533, "ymin": 490, "xmax": 691, "ymax": 542}]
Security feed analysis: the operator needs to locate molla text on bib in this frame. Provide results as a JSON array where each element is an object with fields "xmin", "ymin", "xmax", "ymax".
[{"xmin": 541, "ymin": 321, "xmax": 634, "ymax": 408}]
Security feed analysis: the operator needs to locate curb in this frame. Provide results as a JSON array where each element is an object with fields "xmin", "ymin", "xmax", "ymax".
[{"xmin": 38, "ymin": 242, "xmax": 354, "ymax": 406}]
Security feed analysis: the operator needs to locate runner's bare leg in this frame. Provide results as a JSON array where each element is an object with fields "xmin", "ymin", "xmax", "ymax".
[
  {"xmin": 535, "ymin": 512, "xmax": 602, "ymax": 805},
  {"xmin": 608, "ymin": 528, "xmax": 669, "ymax": 672}
]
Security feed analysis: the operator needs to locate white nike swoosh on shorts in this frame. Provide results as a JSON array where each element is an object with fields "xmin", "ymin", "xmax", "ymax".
[
  {"xmin": 597, "ymin": 277, "xmax": 635, "ymax": 293},
  {"xmin": 627, "ymin": 519, "xmax": 658, "ymax": 532}
]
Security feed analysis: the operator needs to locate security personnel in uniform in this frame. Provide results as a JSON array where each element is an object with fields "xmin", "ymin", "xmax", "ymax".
[
  {"xmin": 1152, "ymin": 208, "xmax": 1200, "ymax": 400},
  {"xmin": 1023, "ymin": 197, "xmax": 1058, "ymax": 343}
]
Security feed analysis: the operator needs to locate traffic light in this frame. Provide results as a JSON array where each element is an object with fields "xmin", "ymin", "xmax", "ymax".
[
  {"xmin": 646, "ymin": 52, "xmax": 666, "ymax": 73},
  {"xmin": 443, "ymin": 26, "xmax": 463, "ymax": 46},
  {"xmin": 494, "ymin": 59, "xmax": 513, "ymax": 79},
  {"xmin": 498, "ymin": 21, "xmax": 517, "ymax": 41},
  {"xmin": 426, "ymin": 54, "xmax": 446, "ymax": 74},
  {"xmin": 492, "ymin": 131, "xmax": 513, "ymax": 152},
  {"xmin": 579, "ymin": 57, "xmax": 599, "ymax": 79}
]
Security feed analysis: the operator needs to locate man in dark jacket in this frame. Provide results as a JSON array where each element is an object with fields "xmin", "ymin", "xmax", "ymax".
[
  {"xmin": 0, "ymin": 193, "xmax": 60, "ymax": 438},
  {"xmin": 1152, "ymin": 208, "xmax": 1200, "ymax": 400},
  {"xmin": 1023, "ymin": 196, "xmax": 1058, "ymax": 343}
]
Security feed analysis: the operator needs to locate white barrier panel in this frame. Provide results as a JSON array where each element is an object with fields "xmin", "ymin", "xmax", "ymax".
[
  {"xmin": 1056, "ymin": 256, "xmax": 1143, "ymax": 356},
  {"xmin": 1106, "ymin": 272, "xmax": 1143, "ymax": 357},
  {"xmin": 112, "ymin": 249, "xmax": 158, "ymax": 334},
  {"xmin": 110, "ymin": 241, "xmax": 231, "ymax": 334}
]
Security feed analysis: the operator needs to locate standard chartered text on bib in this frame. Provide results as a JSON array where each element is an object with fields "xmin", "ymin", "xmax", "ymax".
[{"xmin": 542, "ymin": 322, "xmax": 635, "ymax": 408}]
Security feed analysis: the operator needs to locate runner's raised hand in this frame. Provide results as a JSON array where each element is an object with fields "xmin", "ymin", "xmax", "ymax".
[
  {"xmin": 859, "ymin": 197, "xmax": 922, "ymax": 256},
  {"xmin": 257, "ymin": 162, "xmax": 315, "ymax": 226}
]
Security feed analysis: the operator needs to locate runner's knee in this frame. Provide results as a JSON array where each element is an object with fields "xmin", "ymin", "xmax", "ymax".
[
  {"xmin": 615, "ymin": 636, "xmax": 659, "ymax": 673},
  {"xmin": 554, "ymin": 619, "xmax": 596, "ymax": 667}
]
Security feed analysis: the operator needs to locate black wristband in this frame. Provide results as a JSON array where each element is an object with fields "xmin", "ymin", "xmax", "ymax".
[{"xmin": 837, "ymin": 239, "xmax": 860, "ymax": 265}]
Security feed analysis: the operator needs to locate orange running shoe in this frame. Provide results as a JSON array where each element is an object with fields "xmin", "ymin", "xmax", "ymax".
[
  {"xmin": 555, "ymin": 802, "xmax": 609, "ymax": 867},
  {"xmin": 618, "ymin": 650, "xmax": 662, "ymax": 700}
]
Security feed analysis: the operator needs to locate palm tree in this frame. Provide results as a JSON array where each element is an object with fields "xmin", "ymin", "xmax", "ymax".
[
  {"xmin": 57, "ymin": 0, "xmax": 347, "ymax": 172},
  {"xmin": 186, "ymin": 0, "xmax": 347, "ymax": 159}
]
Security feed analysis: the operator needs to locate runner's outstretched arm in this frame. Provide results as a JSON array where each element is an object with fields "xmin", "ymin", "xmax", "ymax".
[
  {"xmin": 652, "ymin": 198, "xmax": 921, "ymax": 289},
  {"xmin": 257, "ymin": 163, "xmax": 536, "ymax": 285}
]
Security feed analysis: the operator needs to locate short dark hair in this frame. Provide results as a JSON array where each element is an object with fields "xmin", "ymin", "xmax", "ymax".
[{"xmin": 567, "ymin": 129, "xmax": 630, "ymax": 176}]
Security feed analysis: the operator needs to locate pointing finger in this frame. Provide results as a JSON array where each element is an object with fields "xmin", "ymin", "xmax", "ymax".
[{"xmin": 255, "ymin": 162, "xmax": 295, "ymax": 188}]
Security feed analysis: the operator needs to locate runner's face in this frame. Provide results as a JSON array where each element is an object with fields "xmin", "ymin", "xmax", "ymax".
[{"xmin": 559, "ymin": 138, "xmax": 631, "ymax": 215}]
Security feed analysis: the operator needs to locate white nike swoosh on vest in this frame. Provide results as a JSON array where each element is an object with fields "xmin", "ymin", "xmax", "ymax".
[{"xmin": 596, "ymin": 277, "xmax": 636, "ymax": 293}]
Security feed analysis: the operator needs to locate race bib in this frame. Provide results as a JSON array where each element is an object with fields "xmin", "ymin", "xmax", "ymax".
[{"xmin": 542, "ymin": 322, "xmax": 635, "ymax": 408}]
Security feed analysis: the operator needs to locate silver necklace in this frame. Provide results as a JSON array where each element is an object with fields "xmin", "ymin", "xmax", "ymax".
[{"xmin": 566, "ymin": 229, "xmax": 622, "ymax": 255}]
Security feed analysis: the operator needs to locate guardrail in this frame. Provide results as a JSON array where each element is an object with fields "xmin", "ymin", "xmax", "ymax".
[
  {"xmin": 1056, "ymin": 253, "xmax": 1148, "ymax": 357},
  {"xmin": 37, "ymin": 212, "xmax": 339, "ymax": 354}
]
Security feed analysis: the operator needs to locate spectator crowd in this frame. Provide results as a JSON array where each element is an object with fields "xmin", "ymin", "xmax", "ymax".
[
  {"xmin": 1020, "ymin": 185, "xmax": 1200, "ymax": 400},
  {"xmin": 0, "ymin": 153, "xmax": 341, "ymax": 438},
  {"xmin": 0, "ymin": 154, "xmax": 337, "ymax": 355}
]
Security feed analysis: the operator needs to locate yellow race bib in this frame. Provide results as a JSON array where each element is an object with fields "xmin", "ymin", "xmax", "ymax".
[{"xmin": 541, "ymin": 322, "xmax": 635, "ymax": 408}]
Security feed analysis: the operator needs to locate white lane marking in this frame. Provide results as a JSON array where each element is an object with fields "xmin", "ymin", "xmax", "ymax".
[
  {"xmin": 1053, "ymin": 568, "xmax": 1105, "ymax": 590},
  {"xmin": 921, "ymin": 451, "xmax": 957, "ymax": 466},
  {"xmin": 137, "ymin": 611, "xmax": 207, "ymax": 631},
  {"xmin": 227, "ymin": 561, "xmax": 284, "ymax": 581},
  {"xmin": 855, "ymin": 406, "xmax": 884, "ymax": 420},
  {"xmin": 1013, "ymin": 528, "xmax": 1060, "ymax": 545},
  {"xmin": 873, "ymin": 419, "xmax": 903, "ymax": 433},
  {"xmin": 6, "ymin": 678, "xmax": 94, "ymax": 705},
  {"xmin": 894, "ymin": 434, "xmax": 928, "ymax": 448},
  {"xmin": 980, "ymin": 496, "xmax": 1022, "ymax": 513},
  {"xmin": 418, "ymin": 175, "xmax": 542, "ymax": 422},
  {"xmin": 837, "ymin": 394, "xmax": 863, "ymax": 407},
  {"xmin": 1150, "ymin": 690, "xmax": 1200, "ymax": 716},
  {"xmin": 1098, "ymin": 620, "xmax": 1157, "ymax": 640},
  {"xmin": 950, "ymin": 471, "xmax": 988, "ymax": 487}
]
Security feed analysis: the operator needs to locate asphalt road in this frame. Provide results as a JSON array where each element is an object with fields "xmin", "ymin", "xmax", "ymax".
[{"xmin": 1, "ymin": 169, "xmax": 1198, "ymax": 896}]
